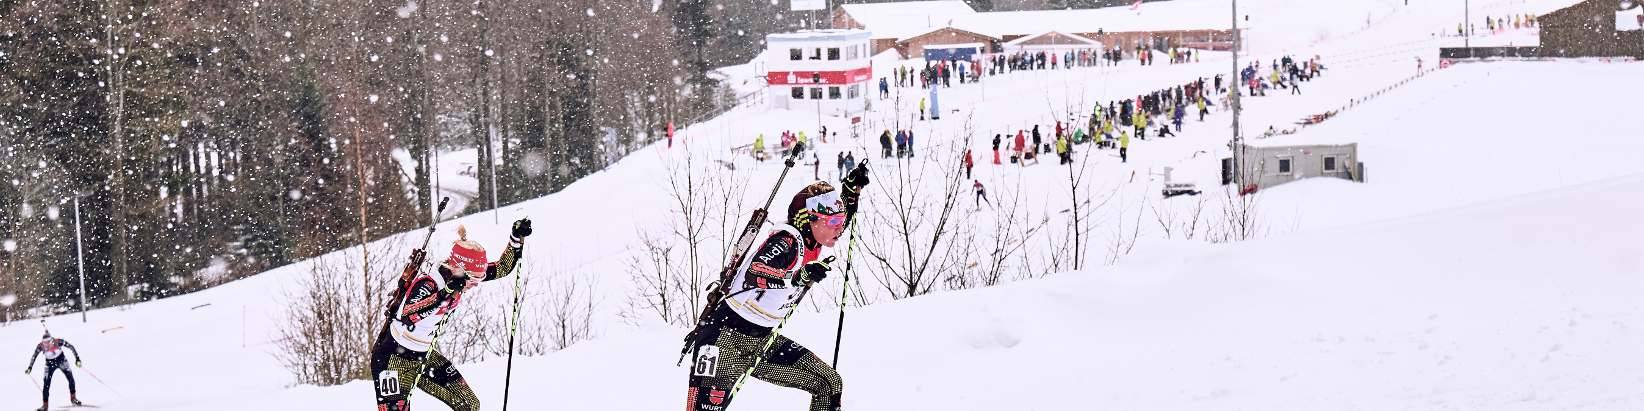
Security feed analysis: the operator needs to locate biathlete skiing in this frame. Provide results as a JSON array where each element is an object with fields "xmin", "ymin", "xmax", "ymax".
[
  {"xmin": 25, "ymin": 331, "xmax": 84, "ymax": 411},
  {"xmin": 684, "ymin": 160, "xmax": 872, "ymax": 411},
  {"xmin": 370, "ymin": 218, "xmax": 533, "ymax": 411}
]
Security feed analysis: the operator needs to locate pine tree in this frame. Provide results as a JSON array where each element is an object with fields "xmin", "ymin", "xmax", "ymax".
[{"xmin": 673, "ymin": 0, "xmax": 717, "ymax": 113}]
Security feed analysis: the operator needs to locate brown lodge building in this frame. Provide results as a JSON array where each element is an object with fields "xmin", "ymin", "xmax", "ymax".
[{"xmin": 832, "ymin": 0, "xmax": 1242, "ymax": 59}]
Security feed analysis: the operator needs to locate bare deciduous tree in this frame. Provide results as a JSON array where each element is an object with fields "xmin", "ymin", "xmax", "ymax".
[
  {"xmin": 969, "ymin": 177, "xmax": 1050, "ymax": 288},
  {"xmin": 273, "ymin": 239, "xmax": 403, "ymax": 386},
  {"xmin": 441, "ymin": 256, "xmax": 601, "ymax": 363},
  {"xmin": 622, "ymin": 150, "xmax": 748, "ymax": 326},
  {"xmin": 860, "ymin": 117, "xmax": 972, "ymax": 299}
]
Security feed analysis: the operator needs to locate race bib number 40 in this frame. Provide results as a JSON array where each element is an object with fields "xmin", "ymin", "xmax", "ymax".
[{"xmin": 377, "ymin": 370, "xmax": 402, "ymax": 396}]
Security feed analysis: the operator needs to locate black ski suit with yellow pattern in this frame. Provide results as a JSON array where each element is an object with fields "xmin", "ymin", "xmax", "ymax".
[
  {"xmin": 684, "ymin": 184, "xmax": 861, "ymax": 411},
  {"xmin": 371, "ymin": 239, "xmax": 522, "ymax": 411}
]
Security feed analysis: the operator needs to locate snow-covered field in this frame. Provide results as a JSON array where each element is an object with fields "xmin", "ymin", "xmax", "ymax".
[{"xmin": 7, "ymin": 0, "xmax": 1643, "ymax": 410}]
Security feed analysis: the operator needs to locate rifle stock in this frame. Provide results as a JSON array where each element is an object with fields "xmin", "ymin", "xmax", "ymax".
[{"xmin": 678, "ymin": 148, "xmax": 806, "ymax": 364}]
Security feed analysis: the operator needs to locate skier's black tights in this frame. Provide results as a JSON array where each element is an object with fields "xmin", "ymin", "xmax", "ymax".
[
  {"xmin": 41, "ymin": 357, "xmax": 76, "ymax": 403},
  {"xmin": 688, "ymin": 307, "xmax": 843, "ymax": 411}
]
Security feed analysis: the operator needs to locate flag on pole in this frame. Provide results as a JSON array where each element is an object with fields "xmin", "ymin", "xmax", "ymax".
[{"xmin": 1131, "ymin": 0, "xmax": 1142, "ymax": 10}]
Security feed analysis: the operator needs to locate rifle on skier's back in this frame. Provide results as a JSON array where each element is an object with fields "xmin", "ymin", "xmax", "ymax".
[
  {"xmin": 678, "ymin": 145, "xmax": 806, "ymax": 365},
  {"xmin": 378, "ymin": 197, "xmax": 450, "ymax": 336}
]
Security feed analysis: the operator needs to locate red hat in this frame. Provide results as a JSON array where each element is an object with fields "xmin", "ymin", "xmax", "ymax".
[{"xmin": 444, "ymin": 225, "xmax": 488, "ymax": 278}]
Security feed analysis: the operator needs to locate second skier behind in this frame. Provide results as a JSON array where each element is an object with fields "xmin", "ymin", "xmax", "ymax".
[
  {"xmin": 686, "ymin": 164, "xmax": 872, "ymax": 411},
  {"xmin": 370, "ymin": 219, "xmax": 533, "ymax": 411}
]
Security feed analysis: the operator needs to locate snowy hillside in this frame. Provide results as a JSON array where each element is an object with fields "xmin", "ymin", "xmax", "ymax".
[{"xmin": 6, "ymin": 0, "xmax": 1643, "ymax": 410}]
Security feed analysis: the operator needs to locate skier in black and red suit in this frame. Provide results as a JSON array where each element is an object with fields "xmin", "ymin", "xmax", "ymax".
[
  {"xmin": 25, "ymin": 331, "xmax": 83, "ymax": 411},
  {"xmin": 370, "ymin": 220, "xmax": 532, "ymax": 411},
  {"xmin": 685, "ymin": 164, "xmax": 871, "ymax": 411}
]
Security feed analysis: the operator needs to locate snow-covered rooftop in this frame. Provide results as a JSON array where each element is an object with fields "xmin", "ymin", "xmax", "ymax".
[
  {"xmin": 922, "ymin": 42, "xmax": 987, "ymax": 49},
  {"xmin": 838, "ymin": 0, "xmax": 977, "ymax": 20},
  {"xmin": 954, "ymin": 1, "xmax": 1235, "ymax": 38},
  {"xmin": 1620, "ymin": 6, "xmax": 1643, "ymax": 30},
  {"xmin": 840, "ymin": 0, "xmax": 1236, "ymax": 43},
  {"xmin": 1002, "ymin": 30, "xmax": 1103, "ymax": 47},
  {"xmin": 840, "ymin": 0, "xmax": 979, "ymax": 40},
  {"xmin": 766, "ymin": 29, "xmax": 874, "ymax": 42}
]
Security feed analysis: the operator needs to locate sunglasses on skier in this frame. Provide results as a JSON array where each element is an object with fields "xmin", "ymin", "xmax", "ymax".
[{"xmin": 808, "ymin": 210, "xmax": 847, "ymax": 228}]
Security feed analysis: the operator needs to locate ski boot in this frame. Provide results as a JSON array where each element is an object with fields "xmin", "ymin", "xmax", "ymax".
[
  {"xmin": 37, "ymin": 402, "xmax": 48, "ymax": 411},
  {"xmin": 71, "ymin": 394, "xmax": 83, "ymax": 406}
]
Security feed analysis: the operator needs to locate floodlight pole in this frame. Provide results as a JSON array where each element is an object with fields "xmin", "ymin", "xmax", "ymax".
[
  {"xmin": 1464, "ymin": 0, "xmax": 1470, "ymax": 47},
  {"xmin": 1230, "ymin": 0, "xmax": 1242, "ymax": 185},
  {"xmin": 73, "ymin": 195, "xmax": 87, "ymax": 323}
]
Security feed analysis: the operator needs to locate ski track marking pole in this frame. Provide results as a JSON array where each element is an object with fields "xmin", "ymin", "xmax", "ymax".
[{"xmin": 502, "ymin": 252, "xmax": 525, "ymax": 411}]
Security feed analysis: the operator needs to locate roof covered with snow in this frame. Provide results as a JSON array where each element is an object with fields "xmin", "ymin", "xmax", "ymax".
[
  {"xmin": 922, "ymin": 42, "xmax": 987, "ymax": 49},
  {"xmin": 838, "ymin": 0, "xmax": 977, "ymax": 20},
  {"xmin": 1621, "ymin": 6, "xmax": 1643, "ymax": 30},
  {"xmin": 954, "ymin": 1, "xmax": 1234, "ymax": 38},
  {"xmin": 766, "ymin": 29, "xmax": 874, "ymax": 43},
  {"xmin": 839, "ymin": 0, "xmax": 1234, "ymax": 42},
  {"xmin": 1002, "ymin": 30, "xmax": 1102, "ymax": 47},
  {"xmin": 896, "ymin": 25, "xmax": 1000, "ymax": 42},
  {"xmin": 839, "ymin": 1, "xmax": 979, "ymax": 40}
]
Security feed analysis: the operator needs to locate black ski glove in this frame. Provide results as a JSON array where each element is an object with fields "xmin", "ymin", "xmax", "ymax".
[
  {"xmin": 511, "ymin": 218, "xmax": 534, "ymax": 239},
  {"xmin": 843, "ymin": 162, "xmax": 871, "ymax": 193},
  {"xmin": 799, "ymin": 256, "xmax": 836, "ymax": 286}
]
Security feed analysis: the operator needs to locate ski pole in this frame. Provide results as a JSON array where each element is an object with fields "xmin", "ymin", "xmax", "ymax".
[
  {"xmin": 408, "ymin": 311, "xmax": 453, "ymax": 402},
  {"xmin": 677, "ymin": 147, "xmax": 809, "ymax": 366},
  {"xmin": 502, "ymin": 253, "xmax": 525, "ymax": 411},
  {"xmin": 830, "ymin": 213, "xmax": 861, "ymax": 367},
  {"xmin": 27, "ymin": 373, "xmax": 39, "ymax": 390},
  {"xmin": 724, "ymin": 284, "xmax": 816, "ymax": 409},
  {"xmin": 79, "ymin": 366, "xmax": 125, "ymax": 399}
]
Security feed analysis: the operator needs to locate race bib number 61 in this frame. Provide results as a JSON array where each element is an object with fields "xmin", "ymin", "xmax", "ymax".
[{"xmin": 693, "ymin": 345, "xmax": 721, "ymax": 377}]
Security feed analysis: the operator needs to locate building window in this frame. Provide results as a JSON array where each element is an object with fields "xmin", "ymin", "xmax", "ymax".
[
  {"xmin": 848, "ymin": 84, "xmax": 859, "ymax": 98},
  {"xmin": 1277, "ymin": 157, "xmax": 1292, "ymax": 175},
  {"xmin": 810, "ymin": 87, "xmax": 823, "ymax": 99},
  {"xmin": 792, "ymin": 87, "xmax": 805, "ymax": 99},
  {"xmin": 829, "ymin": 86, "xmax": 841, "ymax": 99},
  {"xmin": 790, "ymin": 48, "xmax": 803, "ymax": 61},
  {"xmin": 811, "ymin": 47, "xmax": 822, "ymax": 60},
  {"xmin": 1322, "ymin": 156, "xmax": 1338, "ymax": 172},
  {"xmin": 828, "ymin": 47, "xmax": 840, "ymax": 60}
]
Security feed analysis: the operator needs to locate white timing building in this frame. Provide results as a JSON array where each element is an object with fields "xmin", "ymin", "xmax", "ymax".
[{"xmin": 765, "ymin": 29, "xmax": 874, "ymax": 115}]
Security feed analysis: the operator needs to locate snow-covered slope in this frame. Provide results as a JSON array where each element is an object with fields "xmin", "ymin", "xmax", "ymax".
[{"xmin": 6, "ymin": 0, "xmax": 1643, "ymax": 409}]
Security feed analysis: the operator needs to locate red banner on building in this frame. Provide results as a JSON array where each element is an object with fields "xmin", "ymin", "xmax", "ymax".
[{"xmin": 767, "ymin": 65, "xmax": 874, "ymax": 86}]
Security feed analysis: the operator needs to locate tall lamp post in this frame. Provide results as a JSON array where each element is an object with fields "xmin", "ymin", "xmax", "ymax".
[
  {"xmin": 1230, "ymin": 0, "xmax": 1242, "ymax": 186},
  {"xmin": 73, "ymin": 194, "xmax": 87, "ymax": 322},
  {"xmin": 1465, "ymin": 0, "xmax": 1470, "ymax": 47}
]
